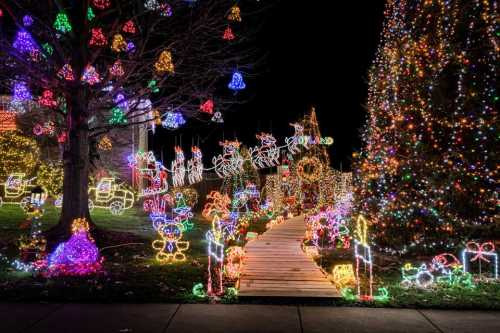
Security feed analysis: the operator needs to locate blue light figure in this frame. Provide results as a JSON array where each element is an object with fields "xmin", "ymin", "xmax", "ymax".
[{"xmin": 228, "ymin": 71, "xmax": 246, "ymax": 92}]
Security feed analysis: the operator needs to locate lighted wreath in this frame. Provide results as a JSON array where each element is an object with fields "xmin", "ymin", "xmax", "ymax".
[{"xmin": 296, "ymin": 156, "xmax": 323, "ymax": 183}]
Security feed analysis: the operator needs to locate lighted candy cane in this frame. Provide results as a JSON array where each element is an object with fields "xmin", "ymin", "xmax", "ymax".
[
  {"xmin": 206, "ymin": 230, "xmax": 225, "ymax": 296},
  {"xmin": 354, "ymin": 215, "xmax": 373, "ymax": 299},
  {"xmin": 249, "ymin": 132, "xmax": 280, "ymax": 169},
  {"xmin": 462, "ymin": 241, "xmax": 498, "ymax": 279},
  {"xmin": 187, "ymin": 146, "xmax": 203, "ymax": 184},
  {"xmin": 171, "ymin": 146, "xmax": 186, "ymax": 187}
]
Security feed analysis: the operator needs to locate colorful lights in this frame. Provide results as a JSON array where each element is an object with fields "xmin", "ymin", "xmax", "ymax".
[
  {"xmin": 225, "ymin": 246, "xmax": 245, "ymax": 279},
  {"xmin": 223, "ymin": 26, "xmax": 235, "ymax": 41},
  {"xmin": 249, "ymin": 133, "xmax": 279, "ymax": 169},
  {"xmin": 89, "ymin": 27, "xmax": 107, "ymax": 47},
  {"xmin": 212, "ymin": 140, "xmax": 243, "ymax": 178},
  {"xmin": 227, "ymin": 5, "xmax": 241, "ymax": 22},
  {"xmin": 12, "ymin": 82, "xmax": 32, "ymax": 102},
  {"xmin": 122, "ymin": 20, "xmax": 137, "ymax": 34},
  {"xmin": 111, "ymin": 34, "xmax": 127, "ymax": 52},
  {"xmin": 53, "ymin": 12, "xmax": 72, "ymax": 33},
  {"xmin": 38, "ymin": 90, "xmax": 57, "ymax": 108},
  {"xmin": 200, "ymin": 99, "xmax": 214, "ymax": 114},
  {"xmin": 354, "ymin": 0, "xmax": 498, "ymax": 255},
  {"xmin": 162, "ymin": 111, "xmax": 185, "ymax": 129},
  {"xmin": 154, "ymin": 50, "xmax": 175, "ymax": 74},
  {"xmin": 97, "ymin": 135, "xmax": 113, "ymax": 151},
  {"xmin": 47, "ymin": 218, "xmax": 102, "ymax": 276},
  {"xmin": 152, "ymin": 214, "xmax": 189, "ymax": 263},
  {"xmin": 92, "ymin": 0, "xmax": 112, "ymax": 10},
  {"xmin": 227, "ymin": 71, "xmax": 246, "ymax": 92},
  {"xmin": 22, "ymin": 15, "xmax": 34, "ymax": 28},
  {"xmin": 187, "ymin": 146, "xmax": 203, "ymax": 185},
  {"xmin": 108, "ymin": 107, "xmax": 127, "ymax": 125},
  {"xmin": 332, "ymin": 264, "xmax": 356, "ymax": 290},
  {"xmin": 462, "ymin": 241, "xmax": 498, "ymax": 279},
  {"xmin": 296, "ymin": 156, "xmax": 323, "ymax": 183},
  {"xmin": 81, "ymin": 64, "xmax": 101, "ymax": 85},
  {"xmin": 57, "ymin": 64, "xmax": 75, "ymax": 81},
  {"xmin": 12, "ymin": 29, "xmax": 38, "ymax": 54},
  {"xmin": 88, "ymin": 177, "xmax": 135, "ymax": 215},
  {"xmin": 109, "ymin": 60, "xmax": 125, "ymax": 77}
]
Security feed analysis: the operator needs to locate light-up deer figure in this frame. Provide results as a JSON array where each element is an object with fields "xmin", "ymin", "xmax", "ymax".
[
  {"xmin": 212, "ymin": 140, "xmax": 243, "ymax": 178},
  {"xmin": 171, "ymin": 146, "xmax": 186, "ymax": 187},
  {"xmin": 285, "ymin": 122, "xmax": 306, "ymax": 154},
  {"xmin": 187, "ymin": 146, "xmax": 203, "ymax": 185},
  {"xmin": 249, "ymin": 132, "xmax": 279, "ymax": 169}
]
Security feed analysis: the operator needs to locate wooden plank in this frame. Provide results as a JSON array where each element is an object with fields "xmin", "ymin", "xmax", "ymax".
[{"xmin": 239, "ymin": 215, "xmax": 339, "ymax": 298}]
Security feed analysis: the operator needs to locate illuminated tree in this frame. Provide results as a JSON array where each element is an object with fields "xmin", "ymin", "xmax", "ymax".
[
  {"xmin": 36, "ymin": 161, "xmax": 64, "ymax": 197},
  {"xmin": 354, "ymin": 0, "xmax": 498, "ymax": 255},
  {"xmin": 0, "ymin": 1, "xmax": 264, "ymax": 239},
  {"xmin": 0, "ymin": 131, "xmax": 40, "ymax": 178}
]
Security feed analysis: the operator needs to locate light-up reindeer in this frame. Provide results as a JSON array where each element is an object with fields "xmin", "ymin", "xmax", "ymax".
[
  {"xmin": 187, "ymin": 146, "xmax": 204, "ymax": 185},
  {"xmin": 212, "ymin": 140, "xmax": 243, "ymax": 178},
  {"xmin": 285, "ymin": 122, "xmax": 306, "ymax": 154},
  {"xmin": 171, "ymin": 146, "xmax": 186, "ymax": 187},
  {"xmin": 249, "ymin": 132, "xmax": 279, "ymax": 169}
]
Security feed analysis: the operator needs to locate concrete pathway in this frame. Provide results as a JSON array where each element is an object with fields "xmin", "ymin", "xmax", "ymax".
[
  {"xmin": 1, "ymin": 303, "xmax": 499, "ymax": 333},
  {"xmin": 239, "ymin": 215, "xmax": 339, "ymax": 297}
]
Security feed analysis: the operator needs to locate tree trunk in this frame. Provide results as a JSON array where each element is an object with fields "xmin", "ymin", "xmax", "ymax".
[{"xmin": 45, "ymin": 92, "xmax": 91, "ymax": 246}]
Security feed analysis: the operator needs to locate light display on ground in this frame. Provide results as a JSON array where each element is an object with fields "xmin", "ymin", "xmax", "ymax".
[
  {"xmin": 332, "ymin": 264, "xmax": 356, "ymax": 290},
  {"xmin": 152, "ymin": 214, "xmax": 190, "ymax": 263},
  {"xmin": 87, "ymin": 177, "xmax": 135, "ymax": 215},
  {"xmin": 0, "ymin": 173, "xmax": 46, "ymax": 211},
  {"xmin": 225, "ymin": 246, "xmax": 245, "ymax": 280},
  {"xmin": 462, "ymin": 241, "xmax": 498, "ymax": 280},
  {"xmin": 47, "ymin": 218, "xmax": 102, "ymax": 276}
]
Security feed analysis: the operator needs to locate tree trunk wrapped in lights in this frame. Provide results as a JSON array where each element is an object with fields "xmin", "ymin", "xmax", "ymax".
[{"xmin": 354, "ymin": 0, "xmax": 498, "ymax": 255}]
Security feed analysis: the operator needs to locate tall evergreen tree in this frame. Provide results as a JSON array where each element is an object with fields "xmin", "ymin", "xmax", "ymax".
[{"xmin": 354, "ymin": 0, "xmax": 498, "ymax": 255}]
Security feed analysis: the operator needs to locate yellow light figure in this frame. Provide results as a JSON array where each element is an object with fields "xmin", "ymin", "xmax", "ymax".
[
  {"xmin": 227, "ymin": 5, "xmax": 241, "ymax": 22},
  {"xmin": 152, "ymin": 219, "xmax": 189, "ymax": 263},
  {"xmin": 296, "ymin": 156, "xmax": 324, "ymax": 183},
  {"xmin": 354, "ymin": 215, "xmax": 374, "ymax": 300},
  {"xmin": 332, "ymin": 264, "xmax": 356, "ymax": 289},
  {"xmin": 355, "ymin": 215, "xmax": 369, "ymax": 246},
  {"xmin": 111, "ymin": 34, "xmax": 127, "ymax": 52},
  {"xmin": 154, "ymin": 50, "xmax": 175, "ymax": 75},
  {"xmin": 87, "ymin": 177, "xmax": 135, "ymax": 215},
  {"xmin": 0, "ymin": 173, "xmax": 46, "ymax": 210},
  {"xmin": 97, "ymin": 135, "xmax": 112, "ymax": 151}
]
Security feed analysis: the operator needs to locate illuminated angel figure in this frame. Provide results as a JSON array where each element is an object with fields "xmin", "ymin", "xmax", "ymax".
[
  {"xmin": 187, "ymin": 146, "xmax": 203, "ymax": 185},
  {"xmin": 285, "ymin": 122, "xmax": 306, "ymax": 154},
  {"xmin": 212, "ymin": 140, "xmax": 243, "ymax": 178},
  {"xmin": 249, "ymin": 132, "xmax": 279, "ymax": 169},
  {"xmin": 171, "ymin": 146, "xmax": 186, "ymax": 187}
]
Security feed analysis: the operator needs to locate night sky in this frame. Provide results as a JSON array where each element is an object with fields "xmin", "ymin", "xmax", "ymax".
[{"xmin": 152, "ymin": 0, "xmax": 386, "ymax": 171}]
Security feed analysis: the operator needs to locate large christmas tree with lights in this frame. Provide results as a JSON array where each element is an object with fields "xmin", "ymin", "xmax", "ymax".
[{"xmin": 354, "ymin": 0, "xmax": 498, "ymax": 255}]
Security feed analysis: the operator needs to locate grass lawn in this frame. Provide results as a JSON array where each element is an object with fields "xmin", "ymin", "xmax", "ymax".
[
  {"xmin": 1, "ymin": 205, "xmax": 499, "ymax": 309},
  {"xmin": 0, "ymin": 204, "xmax": 220, "ymax": 302},
  {"xmin": 316, "ymin": 248, "xmax": 500, "ymax": 310}
]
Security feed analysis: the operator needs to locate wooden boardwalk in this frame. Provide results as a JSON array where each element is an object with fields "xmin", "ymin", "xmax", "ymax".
[{"xmin": 239, "ymin": 215, "xmax": 339, "ymax": 297}]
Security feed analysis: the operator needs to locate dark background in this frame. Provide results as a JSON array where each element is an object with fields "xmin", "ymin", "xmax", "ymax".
[{"xmin": 151, "ymin": 0, "xmax": 386, "ymax": 171}]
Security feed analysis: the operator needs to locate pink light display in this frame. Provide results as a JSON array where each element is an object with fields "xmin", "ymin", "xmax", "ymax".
[{"xmin": 47, "ymin": 218, "xmax": 102, "ymax": 276}]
